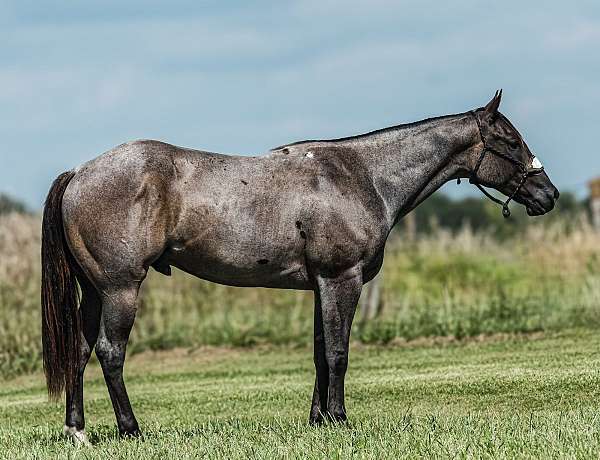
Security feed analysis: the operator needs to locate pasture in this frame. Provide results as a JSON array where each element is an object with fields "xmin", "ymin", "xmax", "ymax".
[
  {"xmin": 2, "ymin": 330, "xmax": 600, "ymax": 458},
  {"xmin": 2, "ymin": 212, "xmax": 600, "ymax": 457},
  {"xmin": 2, "ymin": 212, "xmax": 600, "ymax": 378}
]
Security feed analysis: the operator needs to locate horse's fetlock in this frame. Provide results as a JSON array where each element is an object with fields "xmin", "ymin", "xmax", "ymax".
[{"xmin": 119, "ymin": 419, "xmax": 141, "ymax": 438}]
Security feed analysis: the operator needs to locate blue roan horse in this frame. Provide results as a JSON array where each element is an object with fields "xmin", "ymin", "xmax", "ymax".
[{"xmin": 41, "ymin": 91, "xmax": 558, "ymax": 443}]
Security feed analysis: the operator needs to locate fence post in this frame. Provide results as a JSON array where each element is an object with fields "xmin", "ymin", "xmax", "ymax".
[
  {"xmin": 360, "ymin": 213, "xmax": 417, "ymax": 322},
  {"xmin": 404, "ymin": 211, "xmax": 416, "ymax": 242},
  {"xmin": 360, "ymin": 270, "xmax": 383, "ymax": 322},
  {"xmin": 589, "ymin": 178, "xmax": 600, "ymax": 230}
]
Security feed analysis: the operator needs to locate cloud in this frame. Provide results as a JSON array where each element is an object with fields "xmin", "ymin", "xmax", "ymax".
[{"xmin": 1, "ymin": 1, "xmax": 599, "ymax": 206}]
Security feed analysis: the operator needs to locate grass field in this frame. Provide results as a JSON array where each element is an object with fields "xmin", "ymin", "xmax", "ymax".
[
  {"xmin": 2, "ymin": 212, "xmax": 600, "ymax": 379},
  {"xmin": 2, "ymin": 211, "xmax": 600, "ymax": 457},
  {"xmin": 2, "ymin": 330, "xmax": 600, "ymax": 458}
]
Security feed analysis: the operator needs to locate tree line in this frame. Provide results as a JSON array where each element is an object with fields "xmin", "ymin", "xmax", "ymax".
[{"xmin": 407, "ymin": 190, "xmax": 586, "ymax": 238}]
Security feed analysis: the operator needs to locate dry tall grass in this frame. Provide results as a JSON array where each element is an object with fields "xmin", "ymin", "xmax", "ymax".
[
  {"xmin": 1, "ymin": 212, "xmax": 599, "ymax": 378},
  {"xmin": 0, "ymin": 213, "xmax": 41, "ymax": 376}
]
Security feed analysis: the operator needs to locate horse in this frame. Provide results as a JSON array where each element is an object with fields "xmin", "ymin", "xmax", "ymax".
[{"xmin": 41, "ymin": 90, "xmax": 559, "ymax": 443}]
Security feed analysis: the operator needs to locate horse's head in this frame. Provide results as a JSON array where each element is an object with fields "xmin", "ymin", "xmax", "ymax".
[{"xmin": 469, "ymin": 90, "xmax": 559, "ymax": 217}]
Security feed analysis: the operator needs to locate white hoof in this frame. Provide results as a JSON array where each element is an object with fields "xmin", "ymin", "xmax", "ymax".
[{"xmin": 63, "ymin": 425, "xmax": 91, "ymax": 446}]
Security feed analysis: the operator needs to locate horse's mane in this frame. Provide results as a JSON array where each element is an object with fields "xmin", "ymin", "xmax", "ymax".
[{"xmin": 271, "ymin": 112, "xmax": 468, "ymax": 151}]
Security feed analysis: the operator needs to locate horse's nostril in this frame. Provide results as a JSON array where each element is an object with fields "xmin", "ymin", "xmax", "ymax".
[{"xmin": 554, "ymin": 189, "xmax": 560, "ymax": 200}]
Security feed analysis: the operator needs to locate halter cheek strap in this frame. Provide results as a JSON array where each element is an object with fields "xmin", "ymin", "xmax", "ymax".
[{"xmin": 462, "ymin": 111, "xmax": 544, "ymax": 218}]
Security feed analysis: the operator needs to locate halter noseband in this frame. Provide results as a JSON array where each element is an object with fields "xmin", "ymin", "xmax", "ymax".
[{"xmin": 463, "ymin": 110, "xmax": 544, "ymax": 218}]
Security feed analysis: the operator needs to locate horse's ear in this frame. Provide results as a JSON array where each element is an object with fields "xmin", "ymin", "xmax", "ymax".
[{"xmin": 483, "ymin": 89, "xmax": 502, "ymax": 119}]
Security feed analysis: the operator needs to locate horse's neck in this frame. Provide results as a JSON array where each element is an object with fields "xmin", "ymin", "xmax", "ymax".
[{"xmin": 342, "ymin": 113, "xmax": 479, "ymax": 228}]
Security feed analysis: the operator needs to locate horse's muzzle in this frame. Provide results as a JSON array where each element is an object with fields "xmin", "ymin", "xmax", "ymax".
[{"xmin": 525, "ymin": 186, "xmax": 559, "ymax": 216}]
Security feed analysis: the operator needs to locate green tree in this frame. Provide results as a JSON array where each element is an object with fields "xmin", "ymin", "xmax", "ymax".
[
  {"xmin": 400, "ymin": 190, "xmax": 585, "ymax": 239},
  {"xmin": 0, "ymin": 193, "xmax": 28, "ymax": 215}
]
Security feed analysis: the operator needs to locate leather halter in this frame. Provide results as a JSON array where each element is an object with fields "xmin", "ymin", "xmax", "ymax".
[{"xmin": 462, "ymin": 111, "xmax": 545, "ymax": 218}]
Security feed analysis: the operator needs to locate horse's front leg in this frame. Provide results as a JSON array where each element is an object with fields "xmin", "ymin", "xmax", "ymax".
[{"xmin": 314, "ymin": 267, "xmax": 362, "ymax": 422}]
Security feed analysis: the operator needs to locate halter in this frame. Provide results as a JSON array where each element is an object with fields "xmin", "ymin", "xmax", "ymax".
[{"xmin": 461, "ymin": 110, "xmax": 545, "ymax": 218}]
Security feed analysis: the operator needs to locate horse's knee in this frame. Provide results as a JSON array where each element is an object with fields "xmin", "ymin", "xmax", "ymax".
[
  {"xmin": 327, "ymin": 352, "xmax": 348, "ymax": 376},
  {"xmin": 95, "ymin": 337, "xmax": 125, "ymax": 377}
]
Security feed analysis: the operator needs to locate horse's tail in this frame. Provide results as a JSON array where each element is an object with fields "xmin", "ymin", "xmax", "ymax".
[{"xmin": 41, "ymin": 170, "xmax": 80, "ymax": 401}]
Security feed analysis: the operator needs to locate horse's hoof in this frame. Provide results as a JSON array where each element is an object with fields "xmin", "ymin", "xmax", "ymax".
[
  {"xmin": 309, "ymin": 413, "xmax": 325, "ymax": 426},
  {"xmin": 63, "ymin": 425, "xmax": 91, "ymax": 446},
  {"xmin": 326, "ymin": 411, "xmax": 348, "ymax": 424},
  {"xmin": 119, "ymin": 428, "xmax": 143, "ymax": 439}
]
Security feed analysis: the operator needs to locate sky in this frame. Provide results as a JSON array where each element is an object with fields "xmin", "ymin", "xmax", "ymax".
[{"xmin": 1, "ymin": 0, "xmax": 599, "ymax": 208}]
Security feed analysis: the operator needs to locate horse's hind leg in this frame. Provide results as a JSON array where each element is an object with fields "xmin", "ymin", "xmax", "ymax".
[
  {"xmin": 309, "ymin": 293, "xmax": 329, "ymax": 424},
  {"xmin": 95, "ymin": 284, "xmax": 142, "ymax": 437},
  {"xmin": 64, "ymin": 277, "xmax": 101, "ymax": 445}
]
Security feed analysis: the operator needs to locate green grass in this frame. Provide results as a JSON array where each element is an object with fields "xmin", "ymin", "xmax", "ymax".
[
  {"xmin": 2, "ymin": 330, "xmax": 600, "ymax": 458},
  {"xmin": 3, "ymin": 214, "xmax": 600, "ymax": 378}
]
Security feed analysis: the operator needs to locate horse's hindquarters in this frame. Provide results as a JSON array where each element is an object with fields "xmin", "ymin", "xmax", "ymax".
[{"xmin": 61, "ymin": 144, "xmax": 177, "ymax": 289}]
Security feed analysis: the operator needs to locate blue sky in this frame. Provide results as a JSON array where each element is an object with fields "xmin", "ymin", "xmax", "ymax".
[{"xmin": 1, "ymin": 1, "xmax": 599, "ymax": 208}]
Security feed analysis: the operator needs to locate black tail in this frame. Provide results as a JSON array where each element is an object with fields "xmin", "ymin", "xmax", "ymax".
[{"xmin": 41, "ymin": 171, "xmax": 80, "ymax": 401}]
